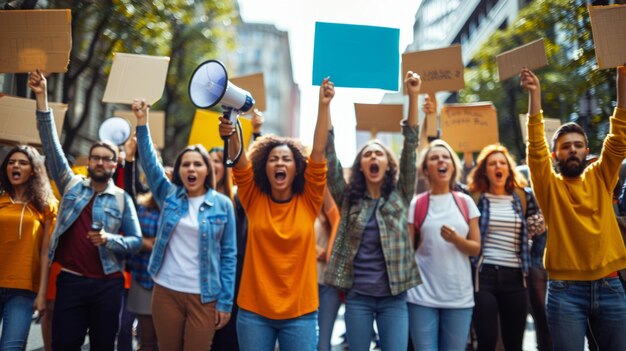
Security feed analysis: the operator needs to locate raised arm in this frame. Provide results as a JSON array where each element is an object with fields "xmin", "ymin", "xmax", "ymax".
[
  {"xmin": 30, "ymin": 70, "xmax": 74, "ymax": 192},
  {"xmin": 132, "ymin": 99, "xmax": 171, "ymax": 206},
  {"xmin": 311, "ymin": 77, "xmax": 334, "ymax": 162},
  {"xmin": 398, "ymin": 71, "xmax": 422, "ymax": 203},
  {"xmin": 520, "ymin": 68, "xmax": 552, "ymax": 202}
]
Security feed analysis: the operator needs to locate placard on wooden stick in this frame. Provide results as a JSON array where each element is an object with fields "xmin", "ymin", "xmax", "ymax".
[
  {"xmin": 354, "ymin": 103, "xmax": 403, "ymax": 138},
  {"xmin": 440, "ymin": 102, "xmax": 499, "ymax": 152},
  {"xmin": 496, "ymin": 38, "xmax": 548, "ymax": 81},
  {"xmin": 231, "ymin": 72, "xmax": 266, "ymax": 112},
  {"xmin": 0, "ymin": 95, "xmax": 67, "ymax": 145},
  {"xmin": 114, "ymin": 110, "xmax": 166, "ymax": 149},
  {"xmin": 589, "ymin": 4, "xmax": 626, "ymax": 69},
  {"xmin": 103, "ymin": 53, "xmax": 170, "ymax": 105},
  {"xmin": 0, "ymin": 9, "xmax": 72, "ymax": 73},
  {"xmin": 402, "ymin": 45, "xmax": 465, "ymax": 94}
]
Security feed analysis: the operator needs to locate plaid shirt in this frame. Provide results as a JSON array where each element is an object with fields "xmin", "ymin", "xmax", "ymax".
[
  {"xmin": 127, "ymin": 205, "xmax": 159, "ymax": 290},
  {"xmin": 472, "ymin": 188, "xmax": 541, "ymax": 281},
  {"xmin": 324, "ymin": 124, "xmax": 421, "ymax": 295}
]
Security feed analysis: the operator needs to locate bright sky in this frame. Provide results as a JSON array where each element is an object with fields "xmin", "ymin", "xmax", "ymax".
[{"xmin": 238, "ymin": 0, "xmax": 422, "ymax": 164}]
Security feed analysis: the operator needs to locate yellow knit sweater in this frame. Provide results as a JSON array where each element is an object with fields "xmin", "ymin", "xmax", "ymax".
[{"xmin": 527, "ymin": 108, "xmax": 626, "ymax": 280}]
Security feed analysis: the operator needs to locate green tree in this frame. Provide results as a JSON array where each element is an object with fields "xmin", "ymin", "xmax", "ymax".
[
  {"xmin": 460, "ymin": 0, "xmax": 617, "ymax": 160},
  {"xmin": 1, "ymin": 0, "xmax": 237, "ymax": 163}
]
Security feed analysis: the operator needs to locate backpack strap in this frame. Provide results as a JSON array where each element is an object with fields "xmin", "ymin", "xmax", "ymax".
[
  {"xmin": 413, "ymin": 192, "xmax": 430, "ymax": 250},
  {"xmin": 451, "ymin": 191, "xmax": 470, "ymax": 224},
  {"xmin": 513, "ymin": 187, "xmax": 527, "ymax": 217}
]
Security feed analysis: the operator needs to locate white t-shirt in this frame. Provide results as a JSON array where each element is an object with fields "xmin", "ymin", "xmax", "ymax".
[
  {"xmin": 154, "ymin": 195, "xmax": 204, "ymax": 293},
  {"xmin": 406, "ymin": 192, "xmax": 480, "ymax": 308}
]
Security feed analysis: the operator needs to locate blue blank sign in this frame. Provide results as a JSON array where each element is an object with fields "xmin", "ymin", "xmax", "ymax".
[{"xmin": 312, "ymin": 22, "xmax": 400, "ymax": 91}]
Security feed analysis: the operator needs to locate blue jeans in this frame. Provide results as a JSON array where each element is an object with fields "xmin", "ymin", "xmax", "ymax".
[
  {"xmin": 237, "ymin": 308, "xmax": 317, "ymax": 351},
  {"xmin": 547, "ymin": 277, "xmax": 626, "ymax": 351},
  {"xmin": 408, "ymin": 304, "xmax": 472, "ymax": 351},
  {"xmin": 318, "ymin": 284, "xmax": 340, "ymax": 351},
  {"xmin": 0, "ymin": 288, "xmax": 36, "ymax": 351},
  {"xmin": 344, "ymin": 291, "xmax": 408, "ymax": 351}
]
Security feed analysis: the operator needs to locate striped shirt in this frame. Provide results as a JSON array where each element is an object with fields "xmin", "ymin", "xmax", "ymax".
[{"xmin": 482, "ymin": 193, "xmax": 522, "ymax": 268}]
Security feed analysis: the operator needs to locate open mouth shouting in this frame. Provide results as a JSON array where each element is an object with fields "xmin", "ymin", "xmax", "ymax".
[
  {"xmin": 438, "ymin": 166, "xmax": 448, "ymax": 175},
  {"xmin": 495, "ymin": 171, "xmax": 504, "ymax": 180},
  {"xmin": 274, "ymin": 169, "xmax": 287, "ymax": 184},
  {"xmin": 369, "ymin": 163, "xmax": 380, "ymax": 176}
]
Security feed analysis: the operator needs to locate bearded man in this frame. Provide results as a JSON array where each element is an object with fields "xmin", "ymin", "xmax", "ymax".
[{"xmin": 30, "ymin": 69, "xmax": 141, "ymax": 351}]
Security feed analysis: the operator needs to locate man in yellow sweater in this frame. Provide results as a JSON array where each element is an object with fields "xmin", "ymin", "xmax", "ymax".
[{"xmin": 521, "ymin": 66, "xmax": 626, "ymax": 350}]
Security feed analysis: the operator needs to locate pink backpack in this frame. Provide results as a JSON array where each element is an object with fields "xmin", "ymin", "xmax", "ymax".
[{"xmin": 412, "ymin": 191, "xmax": 470, "ymax": 250}]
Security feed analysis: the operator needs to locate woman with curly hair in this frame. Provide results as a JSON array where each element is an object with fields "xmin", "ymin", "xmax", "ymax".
[
  {"xmin": 466, "ymin": 143, "xmax": 545, "ymax": 351},
  {"xmin": 0, "ymin": 145, "xmax": 58, "ymax": 349},
  {"xmin": 218, "ymin": 79, "xmax": 332, "ymax": 351},
  {"xmin": 323, "ymin": 72, "xmax": 422, "ymax": 351}
]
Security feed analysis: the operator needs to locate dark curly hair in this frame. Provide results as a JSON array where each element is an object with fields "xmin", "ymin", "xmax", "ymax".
[
  {"xmin": 346, "ymin": 140, "xmax": 398, "ymax": 206},
  {"xmin": 248, "ymin": 134, "xmax": 307, "ymax": 196},
  {"xmin": 171, "ymin": 144, "xmax": 215, "ymax": 191},
  {"xmin": 0, "ymin": 145, "xmax": 53, "ymax": 212}
]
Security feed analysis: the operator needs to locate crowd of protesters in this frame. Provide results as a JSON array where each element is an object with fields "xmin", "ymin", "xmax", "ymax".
[{"xmin": 0, "ymin": 64, "xmax": 625, "ymax": 351}]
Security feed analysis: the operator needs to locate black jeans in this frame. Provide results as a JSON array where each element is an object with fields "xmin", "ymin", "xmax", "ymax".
[
  {"xmin": 473, "ymin": 264, "xmax": 528, "ymax": 351},
  {"xmin": 52, "ymin": 271, "xmax": 124, "ymax": 351}
]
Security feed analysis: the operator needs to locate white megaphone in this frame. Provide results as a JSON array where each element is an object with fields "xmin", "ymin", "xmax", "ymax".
[
  {"xmin": 99, "ymin": 117, "xmax": 132, "ymax": 145},
  {"xmin": 188, "ymin": 60, "xmax": 255, "ymax": 111},
  {"xmin": 188, "ymin": 60, "xmax": 255, "ymax": 167}
]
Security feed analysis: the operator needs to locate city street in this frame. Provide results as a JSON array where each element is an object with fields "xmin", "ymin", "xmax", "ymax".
[{"xmin": 24, "ymin": 305, "xmax": 544, "ymax": 351}]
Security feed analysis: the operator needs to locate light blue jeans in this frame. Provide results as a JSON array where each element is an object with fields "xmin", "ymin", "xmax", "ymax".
[
  {"xmin": 237, "ymin": 308, "xmax": 317, "ymax": 351},
  {"xmin": 547, "ymin": 277, "xmax": 626, "ymax": 351},
  {"xmin": 0, "ymin": 288, "xmax": 36, "ymax": 351},
  {"xmin": 408, "ymin": 303, "xmax": 472, "ymax": 351},
  {"xmin": 344, "ymin": 291, "xmax": 408, "ymax": 351},
  {"xmin": 318, "ymin": 284, "xmax": 341, "ymax": 351}
]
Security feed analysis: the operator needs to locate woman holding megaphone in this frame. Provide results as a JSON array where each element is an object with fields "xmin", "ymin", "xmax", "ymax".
[
  {"xmin": 218, "ymin": 78, "xmax": 332, "ymax": 351},
  {"xmin": 132, "ymin": 99, "xmax": 237, "ymax": 350}
]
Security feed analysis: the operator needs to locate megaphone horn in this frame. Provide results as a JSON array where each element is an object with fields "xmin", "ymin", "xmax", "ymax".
[
  {"xmin": 99, "ymin": 116, "xmax": 132, "ymax": 146},
  {"xmin": 188, "ymin": 60, "xmax": 255, "ymax": 111}
]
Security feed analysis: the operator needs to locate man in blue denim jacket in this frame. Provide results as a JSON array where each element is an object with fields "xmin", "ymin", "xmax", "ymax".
[{"xmin": 29, "ymin": 70, "xmax": 141, "ymax": 351}]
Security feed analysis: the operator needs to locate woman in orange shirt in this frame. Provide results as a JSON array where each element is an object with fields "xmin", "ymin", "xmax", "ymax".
[
  {"xmin": 0, "ymin": 145, "xmax": 58, "ymax": 350},
  {"xmin": 218, "ymin": 79, "xmax": 333, "ymax": 351}
]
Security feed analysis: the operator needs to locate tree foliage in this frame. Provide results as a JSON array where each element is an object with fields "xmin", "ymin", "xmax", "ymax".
[
  {"xmin": 2, "ymin": 0, "xmax": 237, "ymax": 163},
  {"xmin": 460, "ymin": 0, "xmax": 617, "ymax": 160}
]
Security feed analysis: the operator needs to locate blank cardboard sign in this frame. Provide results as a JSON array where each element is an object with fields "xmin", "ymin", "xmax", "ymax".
[
  {"xmin": 402, "ymin": 45, "xmax": 465, "ymax": 94},
  {"xmin": 103, "ymin": 53, "xmax": 170, "ymax": 105},
  {"xmin": 231, "ymin": 72, "xmax": 266, "ymax": 112},
  {"xmin": 440, "ymin": 102, "xmax": 499, "ymax": 152},
  {"xmin": 0, "ymin": 95, "xmax": 67, "ymax": 145},
  {"xmin": 354, "ymin": 103, "xmax": 403, "ymax": 135},
  {"xmin": 114, "ymin": 110, "xmax": 166, "ymax": 149},
  {"xmin": 0, "ymin": 9, "xmax": 72, "ymax": 73},
  {"xmin": 589, "ymin": 4, "xmax": 626, "ymax": 69},
  {"xmin": 496, "ymin": 38, "xmax": 548, "ymax": 81},
  {"xmin": 519, "ymin": 114, "xmax": 561, "ymax": 145}
]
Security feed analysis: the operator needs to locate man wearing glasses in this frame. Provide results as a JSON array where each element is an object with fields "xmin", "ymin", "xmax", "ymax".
[{"xmin": 29, "ymin": 70, "xmax": 141, "ymax": 351}]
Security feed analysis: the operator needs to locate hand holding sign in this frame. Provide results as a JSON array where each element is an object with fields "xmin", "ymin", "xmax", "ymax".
[{"xmin": 402, "ymin": 45, "xmax": 465, "ymax": 94}]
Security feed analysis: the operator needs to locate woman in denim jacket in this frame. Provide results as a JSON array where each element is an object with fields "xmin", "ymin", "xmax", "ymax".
[
  {"xmin": 467, "ymin": 144, "xmax": 544, "ymax": 351},
  {"xmin": 132, "ymin": 100, "xmax": 237, "ymax": 350},
  {"xmin": 324, "ymin": 72, "xmax": 422, "ymax": 351}
]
